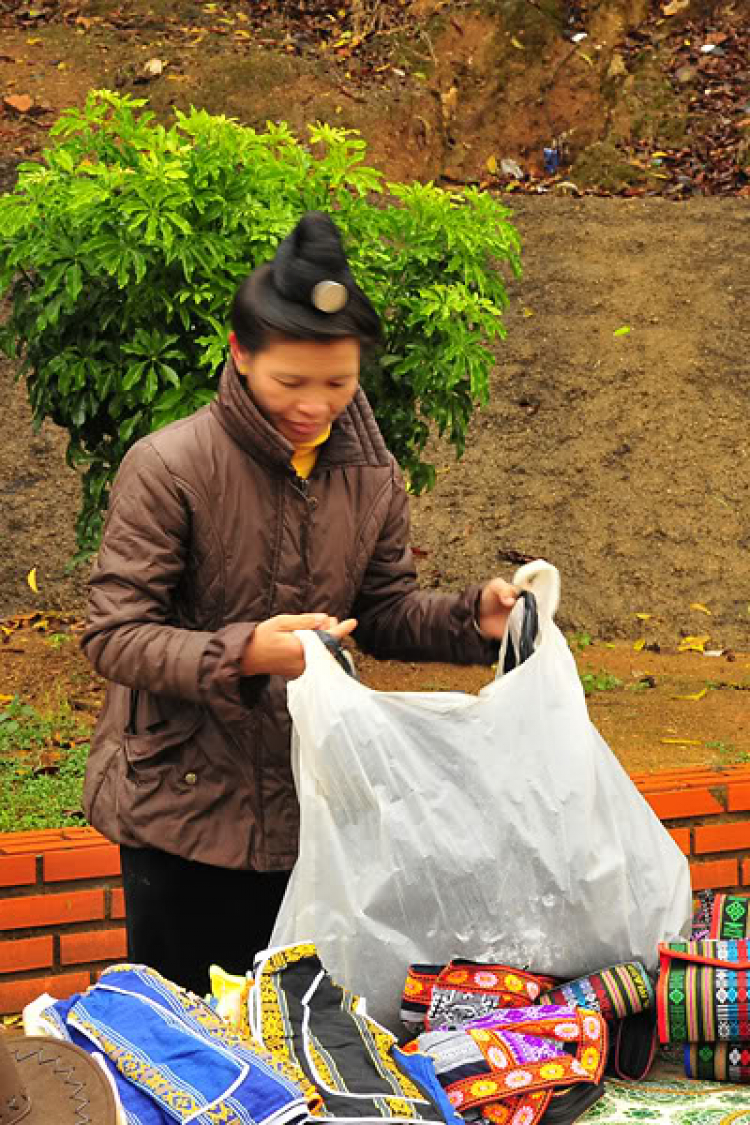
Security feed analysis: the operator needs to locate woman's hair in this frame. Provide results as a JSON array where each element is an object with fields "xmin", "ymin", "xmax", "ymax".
[{"xmin": 231, "ymin": 211, "xmax": 383, "ymax": 353}]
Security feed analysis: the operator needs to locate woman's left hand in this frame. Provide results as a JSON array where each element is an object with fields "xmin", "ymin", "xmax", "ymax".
[{"xmin": 477, "ymin": 577, "xmax": 519, "ymax": 639}]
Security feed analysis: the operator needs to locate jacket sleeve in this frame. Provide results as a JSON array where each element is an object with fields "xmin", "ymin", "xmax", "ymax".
[
  {"xmin": 351, "ymin": 461, "xmax": 499, "ymax": 665},
  {"xmin": 82, "ymin": 441, "xmax": 266, "ymax": 722}
]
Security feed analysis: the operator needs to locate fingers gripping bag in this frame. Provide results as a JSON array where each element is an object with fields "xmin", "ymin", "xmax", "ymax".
[{"xmin": 271, "ymin": 561, "xmax": 691, "ymax": 1031}]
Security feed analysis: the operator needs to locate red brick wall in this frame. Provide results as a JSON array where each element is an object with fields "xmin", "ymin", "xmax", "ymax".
[
  {"xmin": 632, "ymin": 764, "xmax": 750, "ymax": 893},
  {"xmin": 2, "ymin": 763, "xmax": 750, "ymax": 1014},
  {"xmin": 0, "ymin": 827, "xmax": 125, "ymax": 1015}
]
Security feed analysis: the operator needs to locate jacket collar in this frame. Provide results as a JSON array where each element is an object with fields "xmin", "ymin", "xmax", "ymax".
[{"xmin": 212, "ymin": 358, "xmax": 391, "ymax": 473}]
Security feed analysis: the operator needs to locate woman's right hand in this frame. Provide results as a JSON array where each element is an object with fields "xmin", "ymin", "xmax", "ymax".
[{"xmin": 241, "ymin": 613, "xmax": 357, "ymax": 679}]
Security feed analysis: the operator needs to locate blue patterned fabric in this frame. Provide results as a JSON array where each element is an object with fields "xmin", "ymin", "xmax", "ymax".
[{"xmin": 43, "ymin": 964, "xmax": 311, "ymax": 1125}]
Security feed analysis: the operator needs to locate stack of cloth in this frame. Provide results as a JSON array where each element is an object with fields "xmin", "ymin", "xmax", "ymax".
[
  {"xmin": 24, "ymin": 962, "xmax": 318, "ymax": 1125},
  {"xmin": 658, "ymin": 890, "xmax": 750, "ymax": 1084},
  {"xmin": 398, "ymin": 958, "xmax": 660, "ymax": 1125}
]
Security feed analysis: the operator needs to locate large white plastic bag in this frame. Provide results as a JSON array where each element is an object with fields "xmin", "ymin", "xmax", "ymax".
[{"xmin": 272, "ymin": 561, "xmax": 692, "ymax": 1031}]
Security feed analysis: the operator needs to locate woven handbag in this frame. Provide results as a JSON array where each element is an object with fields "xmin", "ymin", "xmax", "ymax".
[
  {"xmin": 685, "ymin": 1041, "xmax": 750, "ymax": 1083},
  {"xmin": 692, "ymin": 891, "xmax": 750, "ymax": 940},
  {"xmin": 657, "ymin": 940, "xmax": 750, "ymax": 1043}
]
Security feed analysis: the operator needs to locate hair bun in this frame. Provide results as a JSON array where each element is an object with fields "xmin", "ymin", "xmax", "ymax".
[{"xmin": 271, "ymin": 211, "xmax": 352, "ymax": 305}]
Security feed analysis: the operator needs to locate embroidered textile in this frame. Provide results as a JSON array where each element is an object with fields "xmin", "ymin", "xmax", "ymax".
[
  {"xmin": 250, "ymin": 944, "xmax": 449, "ymax": 1122},
  {"xmin": 539, "ymin": 963, "xmax": 657, "ymax": 1082},
  {"xmin": 692, "ymin": 892, "xmax": 750, "ymax": 942},
  {"xmin": 539, "ymin": 963, "xmax": 653, "ymax": 1023},
  {"xmin": 657, "ymin": 940, "xmax": 750, "ymax": 1044},
  {"xmin": 399, "ymin": 1003, "xmax": 608, "ymax": 1125},
  {"xmin": 401, "ymin": 962, "xmax": 557, "ymax": 1037},
  {"xmin": 685, "ymin": 1041, "xmax": 750, "ymax": 1084},
  {"xmin": 41, "ymin": 964, "xmax": 313, "ymax": 1125}
]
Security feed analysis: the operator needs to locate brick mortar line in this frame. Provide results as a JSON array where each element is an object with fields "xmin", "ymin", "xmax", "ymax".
[
  {"xmin": 0, "ymin": 876, "xmax": 122, "ymax": 900},
  {"xmin": 0, "ymin": 921, "xmax": 126, "ymax": 943}
]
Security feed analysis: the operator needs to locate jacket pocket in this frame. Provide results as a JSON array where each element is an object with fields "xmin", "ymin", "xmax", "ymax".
[{"xmin": 123, "ymin": 705, "xmax": 205, "ymax": 786}]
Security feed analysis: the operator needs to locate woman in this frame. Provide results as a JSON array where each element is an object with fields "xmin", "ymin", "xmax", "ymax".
[{"xmin": 83, "ymin": 211, "xmax": 517, "ymax": 996}]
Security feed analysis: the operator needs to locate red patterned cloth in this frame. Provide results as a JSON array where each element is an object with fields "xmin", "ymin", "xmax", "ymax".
[
  {"xmin": 399, "ymin": 1003, "xmax": 608, "ymax": 1125},
  {"xmin": 401, "ymin": 961, "xmax": 558, "ymax": 1036}
]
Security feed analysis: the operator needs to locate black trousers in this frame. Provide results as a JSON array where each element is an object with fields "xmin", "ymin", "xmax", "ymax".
[{"xmin": 120, "ymin": 844, "xmax": 292, "ymax": 997}]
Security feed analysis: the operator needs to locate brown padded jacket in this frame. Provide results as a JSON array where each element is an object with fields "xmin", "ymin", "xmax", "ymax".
[{"xmin": 82, "ymin": 359, "xmax": 498, "ymax": 871}]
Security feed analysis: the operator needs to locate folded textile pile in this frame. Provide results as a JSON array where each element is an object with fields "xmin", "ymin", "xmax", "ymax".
[
  {"xmin": 397, "ymin": 1004, "xmax": 607, "ymax": 1125},
  {"xmin": 249, "ymin": 942, "xmax": 455, "ymax": 1123},
  {"xmin": 402, "ymin": 959, "xmax": 656, "ymax": 1086},
  {"xmin": 26, "ymin": 963, "xmax": 316, "ymax": 1125},
  {"xmin": 655, "ymin": 890, "xmax": 750, "ymax": 1086}
]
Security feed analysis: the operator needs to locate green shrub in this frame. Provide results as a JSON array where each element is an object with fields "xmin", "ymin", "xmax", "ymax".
[{"xmin": 0, "ymin": 90, "xmax": 521, "ymax": 556}]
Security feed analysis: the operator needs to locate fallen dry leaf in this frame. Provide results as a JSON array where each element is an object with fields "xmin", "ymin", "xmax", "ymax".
[
  {"xmin": 26, "ymin": 566, "xmax": 39, "ymax": 593},
  {"xmin": 4, "ymin": 94, "xmax": 34, "ymax": 114},
  {"xmin": 678, "ymin": 634, "xmax": 710, "ymax": 653},
  {"xmin": 690, "ymin": 602, "xmax": 712, "ymax": 615},
  {"xmin": 143, "ymin": 58, "xmax": 164, "ymax": 78}
]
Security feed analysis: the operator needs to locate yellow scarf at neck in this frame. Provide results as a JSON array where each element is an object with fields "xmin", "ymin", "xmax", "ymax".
[{"xmin": 291, "ymin": 425, "xmax": 331, "ymax": 480}]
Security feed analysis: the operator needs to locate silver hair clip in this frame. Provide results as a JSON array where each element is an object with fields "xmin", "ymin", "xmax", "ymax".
[{"xmin": 311, "ymin": 280, "xmax": 348, "ymax": 313}]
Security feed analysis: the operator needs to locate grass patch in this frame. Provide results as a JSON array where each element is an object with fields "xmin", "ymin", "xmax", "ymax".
[
  {"xmin": 0, "ymin": 698, "xmax": 89, "ymax": 832},
  {"xmin": 580, "ymin": 670, "xmax": 622, "ymax": 697}
]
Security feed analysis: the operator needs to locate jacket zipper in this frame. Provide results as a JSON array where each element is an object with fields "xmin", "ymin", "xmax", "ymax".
[{"xmin": 291, "ymin": 474, "xmax": 317, "ymax": 603}]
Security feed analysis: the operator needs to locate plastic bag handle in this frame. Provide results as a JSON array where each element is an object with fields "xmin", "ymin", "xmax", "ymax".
[
  {"xmin": 511, "ymin": 559, "xmax": 561, "ymax": 622},
  {"xmin": 312, "ymin": 630, "xmax": 359, "ymax": 680},
  {"xmin": 502, "ymin": 590, "xmax": 539, "ymax": 673}
]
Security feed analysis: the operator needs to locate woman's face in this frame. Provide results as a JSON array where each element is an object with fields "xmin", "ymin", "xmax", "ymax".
[{"xmin": 230, "ymin": 334, "xmax": 360, "ymax": 444}]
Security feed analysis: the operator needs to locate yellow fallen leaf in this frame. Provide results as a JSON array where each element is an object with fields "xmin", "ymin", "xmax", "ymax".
[
  {"xmin": 234, "ymin": 29, "xmax": 251, "ymax": 38},
  {"xmin": 511, "ymin": 36, "xmax": 525, "ymax": 49},
  {"xmin": 522, "ymin": 307, "xmax": 534, "ymax": 318},
  {"xmin": 661, "ymin": 738, "xmax": 702, "ymax": 745},
  {"xmin": 578, "ymin": 51, "xmax": 594, "ymax": 66},
  {"xmin": 652, "ymin": 151, "xmax": 670, "ymax": 157},
  {"xmin": 635, "ymin": 612, "xmax": 652, "ymax": 621},
  {"xmin": 0, "ymin": 694, "xmax": 14, "ymax": 704},
  {"xmin": 27, "ymin": 567, "xmax": 39, "ymax": 594},
  {"xmin": 690, "ymin": 602, "xmax": 712, "ymax": 615},
  {"xmin": 633, "ymin": 637, "xmax": 646, "ymax": 652},
  {"xmin": 26, "ymin": 37, "xmax": 42, "ymax": 44},
  {"xmin": 678, "ymin": 634, "xmax": 710, "ymax": 653},
  {"xmin": 486, "ymin": 154, "xmax": 498, "ymax": 175},
  {"xmin": 673, "ymin": 688, "xmax": 709, "ymax": 702}
]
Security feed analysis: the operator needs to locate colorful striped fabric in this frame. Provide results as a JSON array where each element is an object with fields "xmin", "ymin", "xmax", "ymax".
[
  {"xmin": 539, "ymin": 963, "xmax": 653, "ymax": 1023},
  {"xmin": 657, "ymin": 940, "xmax": 750, "ymax": 1044},
  {"xmin": 685, "ymin": 1041, "xmax": 750, "ymax": 1083}
]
